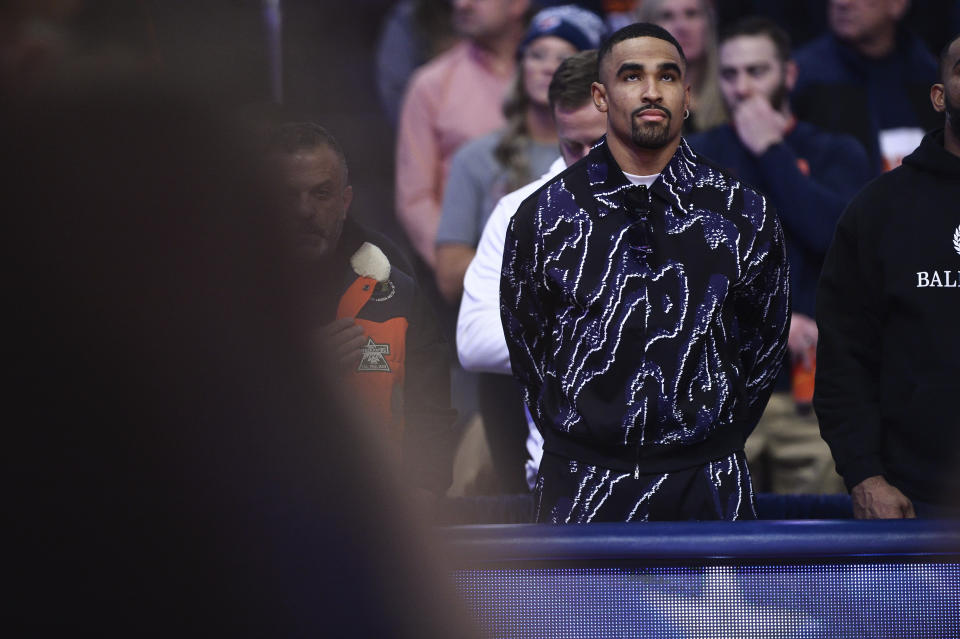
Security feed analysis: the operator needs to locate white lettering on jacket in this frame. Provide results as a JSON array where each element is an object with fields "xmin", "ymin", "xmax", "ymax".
[{"xmin": 917, "ymin": 271, "xmax": 960, "ymax": 287}]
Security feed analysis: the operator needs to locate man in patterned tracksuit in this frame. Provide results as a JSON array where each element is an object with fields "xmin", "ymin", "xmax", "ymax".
[{"xmin": 501, "ymin": 23, "xmax": 790, "ymax": 522}]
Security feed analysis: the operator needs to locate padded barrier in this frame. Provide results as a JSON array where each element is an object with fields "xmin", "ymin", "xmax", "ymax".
[
  {"xmin": 443, "ymin": 519, "xmax": 960, "ymax": 563},
  {"xmin": 445, "ymin": 519, "xmax": 960, "ymax": 638}
]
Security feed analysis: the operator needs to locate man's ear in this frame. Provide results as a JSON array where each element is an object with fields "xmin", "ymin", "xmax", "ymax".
[
  {"xmin": 784, "ymin": 60, "xmax": 798, "ymax": 92},
  {"xmin": 342, "ymin": 184, "xmax": 354, "ymax": 214},
  {"xmin": 592, "ymin": 82, "xmax": 608, "ymax": 113},
  {"xmin": 931, "ymin": 83, "xmax": 946, "ymax": 114}
]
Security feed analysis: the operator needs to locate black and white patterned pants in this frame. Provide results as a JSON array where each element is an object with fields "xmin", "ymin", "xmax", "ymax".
[{"xmin": 534, "ymin": 450, "xmax": 757, "ymax": 523}]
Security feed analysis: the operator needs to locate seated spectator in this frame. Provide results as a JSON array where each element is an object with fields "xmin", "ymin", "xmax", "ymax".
[
  {"xmin": 688, "ymin": 16, "xmax": 872, "ymax": 495},
  {"xmin": 457, "ymin": 50, "xmax": 607, "ymax": 488},
  {"xmin": 395, "ymin": 0, "xmax": 531, "ymax": 271},
  {"xmin": 635, "ymin": 0, "xmax": 727, "ymax": 132},
  {"xmin": 266, "ymin": 122, "xmax": 456, "ymax": 498},
  {"xmin": 793, "ymin": 0, "xmax": 941, "ymax": 172},
  {"xmin": 434, "ymin": 4, "xmax": 606, "ymax": 304}
]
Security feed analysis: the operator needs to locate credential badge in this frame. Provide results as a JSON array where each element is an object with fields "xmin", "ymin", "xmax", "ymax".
[{"xmin": 357, "ymin": 337, "xmax": 391, "ymax": 372}]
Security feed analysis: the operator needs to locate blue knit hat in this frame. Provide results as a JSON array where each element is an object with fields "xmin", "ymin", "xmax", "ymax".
[{"xmin": 519, "ymin": 5, "xmax": 607, "ymax": 54}]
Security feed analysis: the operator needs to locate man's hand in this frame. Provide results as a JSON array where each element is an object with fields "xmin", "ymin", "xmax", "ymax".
[
  {"xmin": 318, "ymin": 318, "xmax": 366, "ymax": 372},
  {"xmin": 851, "ymin": 475, "xmax": 916, "ymax": 519},
  {"xmin": 732, "ymin": 95, "xmax": 789, "ymax": 156},
  {"xmin": 788, "ymin": 312, "xmax": 818, "ymax": 369}
]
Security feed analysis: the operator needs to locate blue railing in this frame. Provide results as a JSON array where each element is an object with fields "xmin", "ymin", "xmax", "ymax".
[{"xmin": 444, "ymin": 519, "xmax": 960, "ymax": 563}]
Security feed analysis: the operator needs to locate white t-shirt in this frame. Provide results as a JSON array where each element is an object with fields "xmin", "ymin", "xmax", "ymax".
[{"xmin": 622, "ymin": 170, "xmax": 659, "ymax": 187}]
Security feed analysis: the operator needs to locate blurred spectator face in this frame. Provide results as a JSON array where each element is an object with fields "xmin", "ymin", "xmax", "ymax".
[
  {"xmin": 828, "ymin": 0, "xmax": 906, "ymax": 44},
  {"xmin": 554, "ymin": 101, "xmax": 607, "ymax": 165},
  {"xmin": 273, "ymin": 144, "xmax": 352, "ymax": 261},
  {"xmin": 647, "ymin": 0, "xmax": 708, "ymax": 62},
  {"xmin": 523, "ymin": 36, "xmax": 577, "ymax": 107},
  {"xmin": 0, "ymin": 0, "xmax": 81, "ymax": 91},
  {"xmin": 595, "ymin": 36, "xmax": 690, "ymax": 150},
  {"xmin": 452, "ymin": 0, "xmax": 527, "ymax": 41},
  {"xmin": 718, "ymin": 34, "xmax": 795, "ymax": 112}
]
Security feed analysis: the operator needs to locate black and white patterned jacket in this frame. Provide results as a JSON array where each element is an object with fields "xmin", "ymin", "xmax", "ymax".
[{"xmin": 501, "ymin": 137, "xmax": 790, "ymax": 474}]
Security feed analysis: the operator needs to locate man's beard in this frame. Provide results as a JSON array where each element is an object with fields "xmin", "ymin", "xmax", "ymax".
[
  {"xmin": 945, "ymin": 91, "xmax": 960, "ymax": 131},
  {"xmin": 726, "ymin": 81, "xmax": 790, "ymax": 116},
  {"xmin": 630, "ymin": 105, "xmax": 674, "ymax": 149}
]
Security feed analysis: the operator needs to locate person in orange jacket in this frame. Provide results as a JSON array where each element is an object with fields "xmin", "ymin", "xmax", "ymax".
[{"xmin": 267, "ymin": 122, "xmax": 455, "ymax": 497}]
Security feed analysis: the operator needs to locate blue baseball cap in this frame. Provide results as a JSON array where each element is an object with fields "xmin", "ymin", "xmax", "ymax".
[{"xmin": 519, "ymin": 5, "xmax": 607, "ymax": 54}]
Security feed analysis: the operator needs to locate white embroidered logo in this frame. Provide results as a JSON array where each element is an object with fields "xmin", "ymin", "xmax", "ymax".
[
  {"xmin": 357, "ymin": 338, "xmax": 391, "ymax": 372},
  {"xmin": 913, "ymin": 226, "xmax": 960, "ymax": 287}
]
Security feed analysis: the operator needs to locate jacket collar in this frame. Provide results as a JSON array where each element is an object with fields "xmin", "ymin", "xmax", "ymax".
[
  {"xmin": 902, "ymin": 128, "xmax": 960, "ymax": 177},
  {"xmin": 585, "ymin": 135, "xmax": 700, "ymax": 217}
]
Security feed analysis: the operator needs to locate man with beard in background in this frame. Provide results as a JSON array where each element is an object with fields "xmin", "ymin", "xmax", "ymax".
[{"xmin": 688, "ymin": 16, "xmax": 871, "ymax": 496}]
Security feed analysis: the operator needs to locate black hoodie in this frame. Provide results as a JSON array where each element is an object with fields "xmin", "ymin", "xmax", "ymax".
[{"xmin": 814, "ymin": 129, "xmax": 960, "ymax": 505}]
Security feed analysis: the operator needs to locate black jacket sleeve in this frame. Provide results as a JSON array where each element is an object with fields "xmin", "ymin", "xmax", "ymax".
[
  {"xmin": 813, "ymin": 193, "xmax": 886, "ymax": 491},
  {"xmin": 733, "ymin": 201, "xmax": 791, "ymax": 433},
  {"xmin": 402, "ymin": 280, "xmax": 457, "ymax": 495}
]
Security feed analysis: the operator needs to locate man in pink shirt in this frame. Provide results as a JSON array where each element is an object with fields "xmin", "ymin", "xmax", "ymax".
[{"xmin": 395, "ymin": 0, "xmax": 530, "ymax": 270}]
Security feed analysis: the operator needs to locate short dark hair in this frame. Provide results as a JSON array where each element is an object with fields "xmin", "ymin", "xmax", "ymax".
[
  {"xmin": 939, "ymin": 32, "xmax": 960, "ymax": 80},
  {"xmin": 267, "ymin": 122, "xmax": 349, "ymax": 181},
  {"xmin": 549, "ymin": 49, "xmax": 599, "ymax": 111},
  {"xmin": 596, "ymin": 22, "xmax": 686, "ymax": 78},
  {"xmin": 719, "ymin": 16, "xmax": 792, "ymax": 63}
]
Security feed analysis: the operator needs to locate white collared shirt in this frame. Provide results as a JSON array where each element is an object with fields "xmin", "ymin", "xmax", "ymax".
[{"xmin": 457, "ymin": 156, "xmax": 565, "ymax": 489}]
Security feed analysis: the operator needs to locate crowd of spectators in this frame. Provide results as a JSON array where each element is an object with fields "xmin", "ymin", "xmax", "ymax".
[
  {"xmin": 5, "ymin": 1, "xmax": 960, "ymax": 632},
  {"xmin": 378, "ymin": 0, "xmax": 958, "ymax": 500},
  {"xmin": 5, "ymin": 0, "xmax": 959, "ymax": 535}
]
